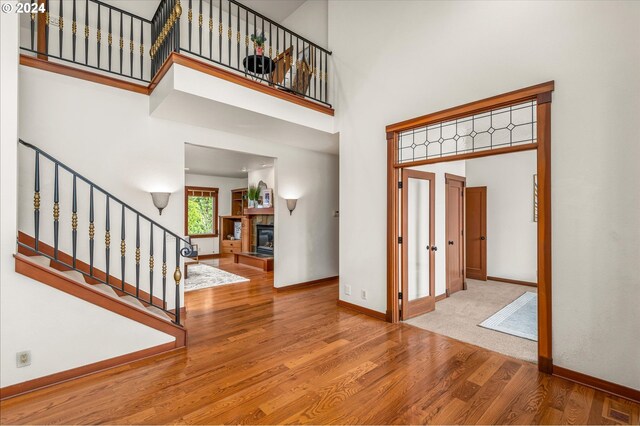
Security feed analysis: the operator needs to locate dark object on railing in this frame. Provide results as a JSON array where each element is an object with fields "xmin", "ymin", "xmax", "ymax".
[{"xmin": 18, "ymin": 140, "xmax": 191, "ymax": 325}]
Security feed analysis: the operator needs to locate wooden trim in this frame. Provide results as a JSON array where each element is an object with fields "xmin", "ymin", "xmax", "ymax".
[
  {"xmin": 185, "ymin": 185, "xmax": 219, "ymax": 237},
  {"xmin": 274, "ymin": 276, "xmax": 338, "ymax": 292},
  {"xmin": 465, "ymin": 186, "xmax": 487, "ymax": 281},
  {"xmin": 337, "ymin": 300, "xmax": 387, "ymax": 321},
  {"xmin": 394, "ymin": 143, "xmax": 538, "ymax": 169},
  {"xmin": 553, "ymin": 366, "xmax": 640, "ymax": 403},
  {"xmin": 487, "ymin": 276, "xmax": 537, "ymax": 288},
  {"xmin": 435, "ymin": 293, "xmax": 447, "ymax": 302},
  {"xmin": 386, "ymin": 81, "xmax": 554, "ymax": 132},
  {"xmin": 17, "ymin": 232, "xmax": 170, "ymax": 312},
  {"xmin": 14, "ymin": 254, "xmax": 186, "ymax": 347},
  {"xmin": 0, "ymin": 343, "xmax": 181, "ymax": 400},
  {"xmin": 20, "ymin": 55, "xmax": 149, "ymax": 94},
  {"xmin": 244, "ymin": 207, "xmax": 274, "ymax": 215},
  {"xmin": 386, "ymin": 82, "xmax": 554, "ymax": 375},
  {"xmin": 537, "ymin": 95, "xmax": 553, "ymax": 370},
  {"xmin": 198, "ymin": 253, "xmax": 222, "ymax": 260}
]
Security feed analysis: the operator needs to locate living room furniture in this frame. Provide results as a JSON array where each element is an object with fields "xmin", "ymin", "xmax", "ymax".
[
  {"xmin": 243, "ymin": 55, "xmax": 275, "ymax": 79},
  {"xmin": 271, "ymin": 46, "xmax": 293, "ymax": 85},
  {"xmin": 233, "ymin": 252, "xmax": 273, "ymax": 271},
  {"xmin": 292, "ymin": 46, "xmax": 316, "ymax": 96},
  {"xmin": 219, "ymin": 216, "xmax": 243, "ymax": 254}
]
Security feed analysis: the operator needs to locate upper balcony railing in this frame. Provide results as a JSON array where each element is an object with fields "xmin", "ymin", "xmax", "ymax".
[{"xmin": 19, "ymin": 0, "xmax": 332, "ymax": 107}]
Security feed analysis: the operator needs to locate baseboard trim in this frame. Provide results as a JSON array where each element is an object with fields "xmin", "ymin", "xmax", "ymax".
[
  {"xmin": 337, "ymin": 300, "xmax": 387, "ymax": 321},
  {"xmin": 198, "ymin": 253, "xmax": 222, "ymax": 260},
  {"xmin": 435, "ymin": 293, "xmax": 447, "ymax": 302},
  {"xmin": 0, "ymin": 342, "xmax": 181, "ymax": 400},
  {"xmin": 552, "ymin": 365, "xmax": 640, "ymax": 403},
  {"xmin": 275, "ymin": 276, "xmax": 338, "ymax": 292},
  {"xmin": 487, "ymin": 276, "xmax": 537, "ymax": 287}
]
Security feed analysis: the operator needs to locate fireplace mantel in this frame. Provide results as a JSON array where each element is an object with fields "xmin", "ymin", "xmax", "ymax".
[{"xmin": 244, "ymin": 207, "xmax": 274, "ymax": 215}]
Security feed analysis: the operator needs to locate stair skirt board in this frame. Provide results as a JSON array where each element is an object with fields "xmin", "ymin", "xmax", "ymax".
[
  {"xmin": 17, "ymin": 231, "xmax": 174, "ymax": 313},
  {"xmin": 0, "ymin": 342, "xmax": 183, "ymax": 400},
  {"xmin": 14, "ymin": 254, "xmax": 186, "ymax": 347}
]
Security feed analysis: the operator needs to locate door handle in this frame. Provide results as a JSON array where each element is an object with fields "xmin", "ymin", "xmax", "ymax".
[
  {"xmin": 426, "ymin": 245, "xmax": 430, "ymax": 250},
  {"xmin": 448, "ymin": 241, "xmax": 454, "ymax": 245},
  {"xmin": 431, "ymin": 246, "xmax": 438, "ymax": 251},
  {"xmin": 480, "ymin": 236, "xmax": 486, "ymax": 240}
]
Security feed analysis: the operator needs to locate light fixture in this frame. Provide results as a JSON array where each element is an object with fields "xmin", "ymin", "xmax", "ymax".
[
  {"xmin": 150, "ymin": 192, "xmax": 171, "ymax": 215},
  {"xmin": 286, "ymin": 198, "xmax": 298, "ymax": 215}
]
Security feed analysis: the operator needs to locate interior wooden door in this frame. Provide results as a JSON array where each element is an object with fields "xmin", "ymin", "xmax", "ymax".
[
  {"xmin": 446, "ymin": 174, "xmax": 465, "ymax": 295},
  {"xmin": 465, "ymin": 186, "xmax": 487, "ymax": 280},
  {"xmin": 401, "ymin": 170, "xmax": 436, "ymax": 320}
]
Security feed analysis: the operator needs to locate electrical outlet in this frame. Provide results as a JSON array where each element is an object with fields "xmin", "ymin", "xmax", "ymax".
[
  {"xmin": 361, "ymin": 290, "xmax": 367, "ymax": 300},
  {"xmin": 345, "ymin": 285, "xmax": 351, "ymax": 296},
  {"xmin": 16, "ymin": 351, "xmax": 31, "ymax": 368}
]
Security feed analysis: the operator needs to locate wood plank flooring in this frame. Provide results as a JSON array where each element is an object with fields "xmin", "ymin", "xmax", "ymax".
[{"xmin": 1, "ymin": 257, "xmax": 638, "ymax": 424}]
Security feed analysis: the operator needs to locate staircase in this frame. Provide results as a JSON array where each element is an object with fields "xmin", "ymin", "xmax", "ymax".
[{"xmin": 14, "ymin": 140, "xmax": 192, "ymax": 350}]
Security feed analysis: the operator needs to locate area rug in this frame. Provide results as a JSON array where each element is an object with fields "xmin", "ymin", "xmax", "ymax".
[
  {"xmin": 185, "ymin": 263, "xmax": 249, "ymax": 292},
  {"xmin": 479, "ymin": 291, "xmax": 538, "ymax": 341}
]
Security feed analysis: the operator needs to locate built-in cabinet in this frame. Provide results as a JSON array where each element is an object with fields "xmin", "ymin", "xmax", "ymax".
[
  {"xmin": 219, "ymin": 215, "xmax": 243, "ymax": 254},
  {"xmin": 231, "ymin": 188, "xmax": 248, "ymax": 216}
]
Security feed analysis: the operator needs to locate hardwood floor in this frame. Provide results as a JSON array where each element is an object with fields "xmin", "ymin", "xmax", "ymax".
[{"xmin": 1, "ymin": 257, "xmax": 638, "ymax": 424}]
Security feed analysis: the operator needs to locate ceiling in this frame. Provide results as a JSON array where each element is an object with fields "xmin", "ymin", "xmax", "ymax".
[
  {"xmin": 101, "ymin": 0, "xmax": 305, "ymax": 22},
  {"xmin": 184, "ymin": 144, "xmax": 274, "ymax": 178}
]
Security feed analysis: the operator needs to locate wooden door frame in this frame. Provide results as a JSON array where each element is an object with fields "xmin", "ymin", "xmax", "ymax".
[
  {"xmin": 400, "ymin": 169, "xmax": 436, "ymax": 319},
  {"xmin": 386, "ymin": 81, "xmax": 554, "ymax": 373},
  {"xmin": 465, "ymin": 186, "xmax": 488, "ymax": 281},
  {"xmin": 445, "ymin": 173, "xmax": 466, "ymax": 296}
]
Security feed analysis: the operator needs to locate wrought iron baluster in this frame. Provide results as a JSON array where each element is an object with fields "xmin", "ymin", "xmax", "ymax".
[
  {"xmin": 208, "ymin": 0, "xmax": 212, "ymax": 58},
  {"xmin": 288, "ymin": 32, "xmax": 293, "ymax": 91},
  {"xmin": 174, "ymin": 239, "xmax": 182, "ymax": 324},
  {"xmin": 108, "ymin": 8, "xmax": 112, "ymax": 70},
  {"xmin": 198, "ymin": 0, "xmax": 202, "ymax": 55},
  {"xmin": 58, "ymin": 0, "xmax": 63, "ymax": 57},
  {"xmin": 34, "ymin": 152, "xmax": 40, "ymax": 251},
  {"xmin": 244, "ymin": 8, "xmax": 247, "ymax": 76},
  {"xmin": 105, "ymin": 196, "xmax": 110, "ymax": 285},
  {"xmin": 84, "ymin": 0, "xmax": 88, "ymax": 64},
  {"xmin": 140, "ymin": 20, "xmax": 144, "ymax": 79},
  {"xmin": 44, "ymin": 0, "xmax": 49, "ymax": 56},
  {"xmin": 162, "ymin": 231, "xmax": 167, "ymax": 309},
  {"xmin": 320, "ymin": 50, "xmax": 323, "ymax": 102},
  {"xmin": 119, "ymin": 12, "xmax": 124, "ymax": 74},
  {"xmin": 72, "ymin": 0, "xmax": 77, "ymax": 61},
  {"xmin": 135, "ymin": 214, "xmax": 140, "ymax": 298},
  {"xmin": 236, "ymin": 4, "xmax": 240, "ymax": 69},
  {"xmin": 120, "ymin": 204, "xmax": 126, "ymax": 291},
  {"xmin": 89, "ymin": 185, "xmax": 94, "ymax": 275},
  {"xmin": 30, "ymin": 8, "xmax": 35, "ymax": 50},
  {"xmin": 130, "ymin": 16, "xmax": 134, "ymax": 77},
  {"xmin": 97, "ymin": 4, "xmax": 101, "ymax": 68},
  {"xmin": 228, "ymin": 1, "xmax": 231, "ymax": 65},
  {"xmin": 188, "ymin": 0, "xmax": 192, "ymax": 51},
  {"xmin": 72, "ymin": 175, "xmax": 78, "ymax": 267},
  {"xmin": 53, "ymin": 164, "xmax": 59, "ymax": 260},
  {"xmin": 218, "ymin": 0, "xmax": 221, "ymax": 62},
  {"xmin": 324, "ymin": 50, "xmax": 327, "ymax": 103},
  {"xmin": 149, "ymin": 223, "xmax": 154, "ymax": 305}
]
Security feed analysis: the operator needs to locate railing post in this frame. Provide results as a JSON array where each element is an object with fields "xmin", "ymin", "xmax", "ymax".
[
  {"xmin": 135, "ymin": 213, "xmax": 140, "ymax": 298},
  {"xmin": 120, "ymin": 204, "xmax": 126, "ymax": 291},
  {"xmin": 105, "ymin": 196, "xmax": 110, "ymax": 285},
  {"xmin": 162, "ymin": 231, "xmax": 167, "ymax": 309},
  {"xmin": 89, "ymin": 185, "xmax": 94, "ymax": 275},
  {"xmin": 72, "ymin": 175, "xmax": 78, "ymax": 267},
  {"xmin": 174, "ymin": 238, "xmax": 182, "ymax": 324},
  {"xmin": 149, "ymin": 223, "xmax": 154, "ymax": 305},
  {"xmin": 53, "ymin": 164, "xmax": 59, "ymax": 260}
]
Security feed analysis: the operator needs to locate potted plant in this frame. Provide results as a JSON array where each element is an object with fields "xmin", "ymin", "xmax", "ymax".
[
  {"xmin": 247, "ymin": 185, "xmax": 260, "ymax": 208},
  {"xmin": 251, "ymin": 32, "xmax": 267, "ymax": 55}
]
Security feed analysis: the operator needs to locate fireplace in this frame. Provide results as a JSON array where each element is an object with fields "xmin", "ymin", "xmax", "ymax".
[{"xmin": 256, "ymin": 224, "xmax": 274, "ymax": 255}]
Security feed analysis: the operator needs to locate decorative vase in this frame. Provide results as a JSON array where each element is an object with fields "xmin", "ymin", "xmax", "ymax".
[
  {"xmin": 249, "ymin": 199, "xmax": 255, "ymax": 208},
  {"xmin": 256, "ymin": 46, "xmax": 264, "ymax": 55}
]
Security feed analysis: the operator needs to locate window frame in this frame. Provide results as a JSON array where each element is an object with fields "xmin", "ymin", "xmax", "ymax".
[{"xmin": 184, "ymin": 186, "xmax": 219, "ymax": 238}]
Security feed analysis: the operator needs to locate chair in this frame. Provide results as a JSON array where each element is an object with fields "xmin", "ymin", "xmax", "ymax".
[
  {"xmin": 291, "ymin": 46, "xmax": 316, "ymax": 96},
  {"xmin": 271, "ymin": 46, "xmax": 293, "ymax": 86}
]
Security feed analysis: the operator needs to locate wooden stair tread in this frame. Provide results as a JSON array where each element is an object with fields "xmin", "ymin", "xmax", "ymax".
[
  {"xmin": 93, "ymin": 283, "xmax": 117, "ymax": 297},
  {"xmin": 61, "ymin": 270, "xmax": 86, "ymax": 283},
  {"xmin": 28, "ymin": 255, "xmax": 52, "ymax": 267},
  {"xmin": 120, "ymin": 295, "xmax": 145, "ymax": 308},
  {"xmin": 146, "ymin": 305, "xmax": 172, "ymax": 321}
]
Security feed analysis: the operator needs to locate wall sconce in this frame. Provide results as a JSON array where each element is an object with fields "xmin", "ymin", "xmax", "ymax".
[
  {"xmin": 150, "ymin": 192, "xmax": 171, "ymax": 215},
  {"xmin": 286, "ymin": 199, "xmax": 298, "ymax": 215}
]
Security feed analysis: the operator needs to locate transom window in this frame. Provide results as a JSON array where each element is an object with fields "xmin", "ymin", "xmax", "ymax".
[{"xmin": 185, "ymin": 186, "xmax": 219, "ymax": 238}]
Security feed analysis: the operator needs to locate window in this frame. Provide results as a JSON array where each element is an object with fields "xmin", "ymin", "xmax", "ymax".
[{"xmin": 185, "ymin": 186, "xmax": 219, "ymax": 237}]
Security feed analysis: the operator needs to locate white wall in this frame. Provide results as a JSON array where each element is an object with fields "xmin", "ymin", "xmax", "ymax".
[
  {"xmin": 281, "ymin": 0, "xmax": 329, "ymax": 49},
  {"xmin": 1, "ymin": 9, "xmax": 174, "ymax": 389},
  {"xmin": 185, "ymin": 173, "xmax": 248, "ymax": 254},
  {"xmin": 466, "ymin": 151, "xmax": 537, "ymax": 283},
  {"xmin": 248, "ymin": 166, "xmax": 275, "ymax": 189},
  {"xmin": 410, "ymin": 161, "xmax": 466, "ymax": 298},
  {"xmin": 331, "ymin": 1, "xmax": 640, "ymax": 389}
]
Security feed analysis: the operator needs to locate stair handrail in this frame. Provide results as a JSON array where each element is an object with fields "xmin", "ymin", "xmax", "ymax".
[{"xmin": 18, "ymin": 139, "xmax": 192, "ymax": 325}]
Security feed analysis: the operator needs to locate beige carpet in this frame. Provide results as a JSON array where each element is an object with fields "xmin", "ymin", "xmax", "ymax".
[{"xmin": 406, "ymin": 279, "xmax": 538, "ymax": 363}]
